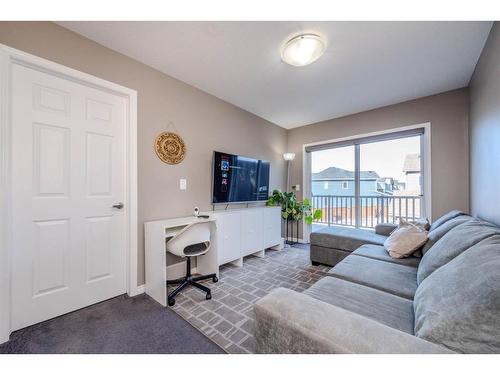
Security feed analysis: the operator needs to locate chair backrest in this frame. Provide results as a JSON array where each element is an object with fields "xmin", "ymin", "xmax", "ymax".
[{"xmin": 166, "ymin": 221, "xmax": 212, "ymax": 257}]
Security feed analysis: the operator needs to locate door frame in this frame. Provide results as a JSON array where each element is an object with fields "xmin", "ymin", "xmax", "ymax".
[
  {"xmin": 302, "ymin": 122, "xmax": 432, "ymax": 242},
  {"xmin": 0, "ymin": 44, "xmax": 139, "ymax": 343}
]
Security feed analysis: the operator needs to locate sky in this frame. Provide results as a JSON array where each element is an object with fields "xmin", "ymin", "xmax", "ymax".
[{"xmin": 311, "ymin": 135, "xmax": 420, "ymax": 182}]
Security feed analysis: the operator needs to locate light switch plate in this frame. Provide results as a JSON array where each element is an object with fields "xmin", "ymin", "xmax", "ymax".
[
  {"xmin": 180, "ymin": 179, "xmax": 187, "ymax": 190},
  {"xmin": 293, "ymin": 184, "xmax": 300, "ymax": 191}
]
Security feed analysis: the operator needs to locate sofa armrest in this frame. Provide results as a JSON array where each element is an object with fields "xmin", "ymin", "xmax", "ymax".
[
  {"xmin": 254, "ymin": 288, "xmax": 453, "ymax": 354},
  {"xmin": 375, "ymin": 223, "xmax": 397, "ymax": 236}
]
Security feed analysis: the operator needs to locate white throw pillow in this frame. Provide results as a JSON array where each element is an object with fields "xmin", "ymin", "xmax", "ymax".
[{"xmin": 384, "ymin": 219, "xmax": 428, "ymax": 259}]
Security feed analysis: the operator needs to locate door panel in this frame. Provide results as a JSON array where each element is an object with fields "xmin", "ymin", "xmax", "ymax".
[
  {"xmin": 33, "ymin": 219, "xmax": 70, "ymax": 297},
  {"xmin": 86, "ymin": 133, "xmax": 113, "ymax": 196},
  {"xmin": 85, "ymin": 216, "xmax": 113, "ymax": 283},
  {"xmin": 11, "ymin": 64, "xmax": 127, "ymax": 330},
  {"xmin": 33, "ymin": 123, "xmax": 70, "ymax": 196}
]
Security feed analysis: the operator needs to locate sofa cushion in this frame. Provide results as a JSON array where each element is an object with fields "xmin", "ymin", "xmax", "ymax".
[
  {"xmin": 328, "ymin": 255, "xmax": 418, "ymax": 300},
  {"xmin": 310, "ymin": 245, "xmax": 350, "ymax": 266},
  {"xmin": 421, "ymin": 214, "xmax": 472, "ymax": 255},
  {"xmin": 310, "ymin": 226, "xmax": 386, "ymax": 252},
  {"xmin": 414, "ymin": 235, "xmax": 500, "ymax": 353},
  {"xmin": 417, "ymin": 219, "xmax": 500, "ymax": 284},
  {"xmin": 428, "ymin": 209, "xmax": 465, "ymax": 232},
  {"xmin": 304, "ymin": 277, "xmax": 415, "ymax": 334},
  {"xmin": 353, "ymin": 244, "xmax": 421, "ymax": 268}
]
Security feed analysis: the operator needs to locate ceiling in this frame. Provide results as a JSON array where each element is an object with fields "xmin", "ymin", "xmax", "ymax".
[{"xmin": 58, "ymin": 21, "xmax": 492, "ymax": 129}]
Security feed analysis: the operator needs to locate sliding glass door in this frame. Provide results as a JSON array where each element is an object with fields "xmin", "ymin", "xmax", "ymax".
[
  {"xmin": 311, "ymin": 145, "xmax": 355, "ymax": 231},
  {"xmin": 309, "ymin": 129, "xmax": 424, "ymax": 231}
]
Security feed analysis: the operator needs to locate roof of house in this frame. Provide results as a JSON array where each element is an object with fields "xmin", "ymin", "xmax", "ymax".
[
  {"xmin": 312, "ymin": 167, "xmax": 379, "ymax": 180},
  {"xmin": 403, "ymin": 154, "xmax": 421, "ymax": 173}
]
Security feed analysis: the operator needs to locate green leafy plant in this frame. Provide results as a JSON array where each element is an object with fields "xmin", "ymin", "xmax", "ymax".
[{"xmin": 267, "ymin": 190, "xmax": 322, "ymax": 224}]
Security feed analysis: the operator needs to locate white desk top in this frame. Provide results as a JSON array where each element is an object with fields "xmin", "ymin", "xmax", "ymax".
[{"xmin": 144, "ymin": 216, "xmax": 216, "ymax": 228}]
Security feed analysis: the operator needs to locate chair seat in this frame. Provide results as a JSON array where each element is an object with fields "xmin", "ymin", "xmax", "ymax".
[{"xmin": 183, "ymin": 242, "xmax": 209, "ymax": 256}]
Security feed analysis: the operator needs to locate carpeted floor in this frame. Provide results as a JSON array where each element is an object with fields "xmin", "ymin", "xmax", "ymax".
[
  {"xmin": 169, "ymin": 244, "xmax": 331, "ymax": 353},
  {"xmin": 0, "ymin": 293, "xmax": 224, "ymax": 354}
]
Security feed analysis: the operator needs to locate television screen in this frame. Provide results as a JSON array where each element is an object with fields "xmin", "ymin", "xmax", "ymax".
[{"xmin": 212, "ymin": 151, "xmax": 270, "ymax": 203}]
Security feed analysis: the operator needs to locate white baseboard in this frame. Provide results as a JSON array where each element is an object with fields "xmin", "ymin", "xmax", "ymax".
[
  {"xmin": 0, "ymin": 332, "xmax": 9, "ymax": 345},
  {"xmin": 135, "ymin": 284, "xmax": 145, "ymax": 294}
]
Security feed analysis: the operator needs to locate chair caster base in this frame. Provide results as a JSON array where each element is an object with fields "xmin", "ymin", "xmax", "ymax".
[
  {"xmin": 168, "ymin": 298, "xmax": 176, "ymax": 307},
  {"xmin": 212, "ymin": 276, "xmax": 218, "ymax": 283},
  {"xmin": 206, "ymin": 292, "xmax": 212, "ymax": 300}
]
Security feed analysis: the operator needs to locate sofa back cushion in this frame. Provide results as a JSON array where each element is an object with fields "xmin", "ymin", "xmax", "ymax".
[
  {"xmin": 414, "ymin": 235, "xmax": 500, "ymax": 353},
  {"xmin": 428, "ymin": 210, "xmax": 465, "ymax": 232},
  {"xmin": 417, "ymin": 219, "xmax": 500, "ymax": 284},
  {"xmin": 421, "ymin": 214, "xmax": 472, "ymax": 255}
]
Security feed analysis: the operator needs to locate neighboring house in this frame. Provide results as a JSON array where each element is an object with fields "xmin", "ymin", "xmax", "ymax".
[
  {"xmin": 312, "ymin": 167, "xmax": 381, "ymax": 196},
  {"xmin": 402, "ymin": 153, "xmax": 421, "ymax": 194}
]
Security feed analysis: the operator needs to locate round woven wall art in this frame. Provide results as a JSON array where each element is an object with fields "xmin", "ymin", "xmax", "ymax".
[{"xmin": 154, "ymin": 132, "xmax": 186, "ymax": 165}]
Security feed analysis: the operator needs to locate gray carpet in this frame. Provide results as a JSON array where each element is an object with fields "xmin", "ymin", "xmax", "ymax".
[{"xmin": 0, "ymin": 294, "xmax": 224, "ymax": 354}]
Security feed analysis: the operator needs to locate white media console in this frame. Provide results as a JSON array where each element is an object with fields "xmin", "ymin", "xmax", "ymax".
[
  {"xmin": 144, "ymin": 206, "xmax": 283, "ymax": 306},
  {"xmin": 209, "ymin": 205, "xmax": 284, "ymax": 267}
]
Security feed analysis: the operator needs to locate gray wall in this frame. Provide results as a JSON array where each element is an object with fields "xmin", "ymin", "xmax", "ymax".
[
  {"xmin": 0, "ymin": 22, "xmax": 478, "ymax": 278},
  {"xmin": 469, "ymin": 22, "xmax": 500, "ymax": 226},
  {"xmin": 0, "ymin": 22, "xmax": 287, "ymax": 285},
  {"xmin": 287, "ymin": 89, "xmax": 470, "ymax": 227}
]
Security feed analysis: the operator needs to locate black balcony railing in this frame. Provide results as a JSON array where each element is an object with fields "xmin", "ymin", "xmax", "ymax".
[{"xmin": 311, "ymin": 195, "xmax": 422, "ymax": 228}]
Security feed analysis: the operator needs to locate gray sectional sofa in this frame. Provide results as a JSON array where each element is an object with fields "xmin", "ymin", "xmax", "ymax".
[{"xmin": 254, "ymin": 210, "xmax": 500, "ymax": 353}]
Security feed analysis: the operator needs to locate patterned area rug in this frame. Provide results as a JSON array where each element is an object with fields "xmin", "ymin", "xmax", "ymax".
[{"xmin": 168, "ymin": 244, "xmax": 331, "ymax": 353}]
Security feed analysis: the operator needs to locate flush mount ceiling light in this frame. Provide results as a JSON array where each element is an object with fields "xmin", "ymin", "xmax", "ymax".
[{"xmin": 281, "ymin": 33, "xmax": 326, "ymax": 67}]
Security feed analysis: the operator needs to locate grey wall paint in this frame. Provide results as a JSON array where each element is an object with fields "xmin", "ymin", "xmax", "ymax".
[
  {"xmin": 287, "ymin": 88, "xmax": 470, "ymax": 232},
  {"xmin": 0, "ymin": 22, "xmax": 287, "ymax": 285},
  {"xmin": 469, "ymin": 22, "xmax": 500, "ymax": 226}
]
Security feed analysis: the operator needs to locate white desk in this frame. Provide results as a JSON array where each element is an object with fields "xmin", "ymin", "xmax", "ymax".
[{"xmin": 144, "ymin": 216, "xmax": 219, "ymax": 307}]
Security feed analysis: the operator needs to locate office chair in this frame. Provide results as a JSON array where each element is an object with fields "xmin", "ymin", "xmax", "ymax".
[{"xmin": 166, "ymin": 221, "xmax": 218, "ymax": 306}]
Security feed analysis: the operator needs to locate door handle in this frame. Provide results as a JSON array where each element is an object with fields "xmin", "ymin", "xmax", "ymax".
[{"xmin": 112, "ymin": 202, "xmax": 124, "ymax": 209}]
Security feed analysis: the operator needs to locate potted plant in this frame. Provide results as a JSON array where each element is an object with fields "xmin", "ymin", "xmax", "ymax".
[{"xmin": 267, "ymin": 190, "xmax": 322, "ymax": 244}]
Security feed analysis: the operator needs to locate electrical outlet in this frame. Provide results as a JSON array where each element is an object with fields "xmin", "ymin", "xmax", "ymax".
[{"xmin": 180, "ymin": 179, "xmax": 187, "ymax": 190}]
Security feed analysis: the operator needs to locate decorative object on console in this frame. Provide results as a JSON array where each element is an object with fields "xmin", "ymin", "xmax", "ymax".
[
  {"xmin": 154, "ymin": 131, "xmax": 186, "ymax": 164},
  {"xmin": 267, "ymin": 190, "xmax": 322, "ymax": 245}
]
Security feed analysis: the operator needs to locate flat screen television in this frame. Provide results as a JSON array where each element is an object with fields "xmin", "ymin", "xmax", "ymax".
[{"xmin": 212, "ymin": 151, "xmax": 270, "ymax": 204}]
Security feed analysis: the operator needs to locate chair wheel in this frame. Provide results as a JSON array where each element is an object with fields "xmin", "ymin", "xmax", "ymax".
[
  {"xmin": 206, "ymin": 292, "xmax": 212, "ymax": 300},
  {"xmin": 212, "ymin": 276, "xmax": 218, "ymax": 283},
  {"xmin": 168, "ymin": 298, "xmax": 176, "ymax": 306}
]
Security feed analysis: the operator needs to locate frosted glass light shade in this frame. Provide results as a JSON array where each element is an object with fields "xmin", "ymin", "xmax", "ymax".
[
  {"xmin": 281, "ymin": 34, "xmax": 325, "ymax": 67},
  {"xmin": 283, "ymin": 152, "xmax": 296, "ymax": 161}
]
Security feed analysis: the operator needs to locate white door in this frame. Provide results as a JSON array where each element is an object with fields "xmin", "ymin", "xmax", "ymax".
[{"xmin": 11, "ymin": 64, "xmax": 127, "ymax": 330}]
